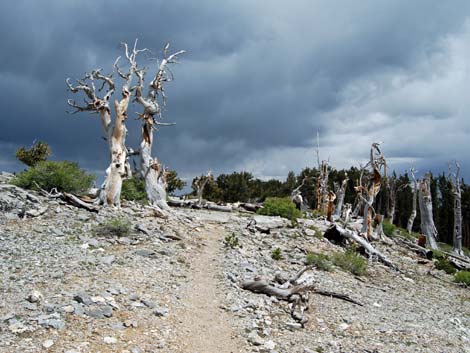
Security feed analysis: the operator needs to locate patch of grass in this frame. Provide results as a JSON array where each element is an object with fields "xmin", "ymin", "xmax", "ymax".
[
  {"xmin": 437, "ymin": 242, "xmax": 453, "ymax": 253},
  {"xmin": 332, "ymin": 249, "xmax": 367, "ymax": 276},
  {"xmin": 11, "ymin": 160, "xmax": 95, "ymax": 194},
  {"xmin": 94, "ymin": 218, "xmax": 132, "ymax": 237},
  {"xmin": 224, "ymin": 233, "xmax": 240, "ymax": 249},
  {"xmin": 454, "ymin": 271, "xmax": 470, "ymax": 285},
  {"xmin": 305, "ymin": 252, "xmax": 333, "ymax": 271},
  {"xmin": 434, "ymin": 258, "xmax": 457, "ymax": 274},
  {"xmin": 431, "ymin": 249, "xmax": 445, "ymax": 260},
  {"xmin": 271, "ymin": 247, "xmax": 283, "ymax": 260},
  {"xmin": 257, "ymin": 197, "xmax": 302, "ymax": 221},
  {"xmin": 382, "ymin": 221, "xmax": 396, "ymax": 237}
]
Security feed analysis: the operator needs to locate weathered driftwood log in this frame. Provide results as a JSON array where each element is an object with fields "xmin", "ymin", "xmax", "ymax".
[
  {"xmin": 63, "ymin": 193, "xmax": 100, "ymax": 212},
  {"xmin": 35, "ymin": 185, "xmax": 99, "ymax": 213},
  {"xmin": 325, "ymin": 224, "xmax": 397, "ymax": 270}
]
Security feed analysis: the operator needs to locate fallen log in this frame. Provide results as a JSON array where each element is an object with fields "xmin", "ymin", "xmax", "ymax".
[
  {"xmin": 325, "ymin": 224, "xmax": 397, "ymax": 270},
  {"xmin": 239, "ymin": 203, "xmax": 261, "ymax": 213},
  {"xmin": 241, "ymin": 267, "xmax": 363, "ymax": 325},
  {"xmin": 393, "ymin": 236, "xmax": 433, "ymax": 259},
  {"xmin": 443, "ymin": 251, "xmax": 470, "ymax": 270},
  {"xmin": 63, "ymin": 192, "xmax": 99, "ymax": 213}
]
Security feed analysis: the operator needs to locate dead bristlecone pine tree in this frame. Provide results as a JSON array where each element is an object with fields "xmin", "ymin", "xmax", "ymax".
[
  {"xmin": 449, "ymin": 162, "xmax": 464, "ymax": 256},
  {"xmin": 66, "ymin": 40, "xmax": 184, "ymax": 210},
  {"xmin": 406, "ymin": 166, "xmax": 418, "ymax": 234},
  {"xmin": 418, "ymin": 173, "xmax": 438, "ymax": 249}
]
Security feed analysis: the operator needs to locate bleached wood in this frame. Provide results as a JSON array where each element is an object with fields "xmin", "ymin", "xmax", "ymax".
[
  {"xmin": 333, "ymin": 174, "xmax": 348, "ymax": 218},
  {"xmin": 418, "ymin": 173, "xmax": 438, "ymax": 249},
  {"xmin": 406, "ymin": 167, "xmax": 418, "ymax": 234},
  {"xmin": 448, "ymin": 162, "xmax": 464, "ymax": 256}
]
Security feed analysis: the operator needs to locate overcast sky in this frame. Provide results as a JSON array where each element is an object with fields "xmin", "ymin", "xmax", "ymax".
[{"xmin": 1, "ymin": 0, "xmax": 470, "ymax": 183}]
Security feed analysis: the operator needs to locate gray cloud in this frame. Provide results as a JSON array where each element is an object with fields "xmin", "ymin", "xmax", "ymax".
[{"xmin": 1, "ymin": 0, "xmax": 470, "ymax": 182}]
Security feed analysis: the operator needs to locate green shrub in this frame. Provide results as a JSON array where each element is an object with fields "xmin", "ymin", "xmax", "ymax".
[
  {"xmin": 257, "ymin": 197, "xmax": 302, "ymax": 221},
  {"xmin": 434, "ymin": 258, "xmax": 457, "ymax": 274},
  {"xmin": 11, "ymin": 161, "xmax": 94, "ymax": 194},
  {"xmin": 431, "ymin": 249, "xmax": 445, "ymax": 260},
  {"xmin": 382, "ymin": 221, "xmax": 396, "ymax": 237},
  {"xmin": 271, "ymin": 247, "xmax": 283, "ymax": 260},
  {"xmin": 224, "ymin": 233, "xmax": 240, "ymax": 248},
  {"xmin": 305, "ymin": 252, "xmax": 332, "ymax": 271},
  {"xmin": 454, "ymin": 271, "xmax": 470, "ymax": 285},
  {"xmin": 332, "ymin": 249, "xmax": 367, "ymax": 276},
  {"xmin": 15, "ymin": 141, "xmax": 51, "ymax": 167},
  {"xmin": 121, "ymin": 176, "xmax": 147, "ymax": 202},
  {"xmin": 95, "ymin": 218, "xmax": 132, "ymax": 237}
]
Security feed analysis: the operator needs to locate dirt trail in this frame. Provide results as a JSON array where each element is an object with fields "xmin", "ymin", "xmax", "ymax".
[{"xmin": 169, "ymin": 223, "xmax": 246, "ymax": 353}]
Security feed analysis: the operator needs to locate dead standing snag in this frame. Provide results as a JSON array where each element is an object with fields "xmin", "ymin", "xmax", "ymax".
[{"xmin": 66, "ymin": 40, "xmax": 185, "ymax": 210}]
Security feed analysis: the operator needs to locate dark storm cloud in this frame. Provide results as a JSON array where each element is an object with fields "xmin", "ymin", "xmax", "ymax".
[{"xmin": 2, "ymin": 0, "xmax": 470, "ymax": 182}]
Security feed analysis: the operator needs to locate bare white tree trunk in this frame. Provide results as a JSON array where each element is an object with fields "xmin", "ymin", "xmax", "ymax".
[
  {"xmin": 291, "ymin": 177, "xmax": 307, "ymax": 210},
  {"xmin": 326, "ymin": 191, "xmax": 336, "ymax": 222},
  {"xmin": 316, "ymin": 160, "xmax": 329, "ymax": 213},
  {"xmin": 132, "ymin": 42, "xmax": 185, "ymax": 210},
  {"xmin": 359, "ymin": 143, "xmax": 387, "ymax": 239},
  {"xmin": 406, "ymin": 167, "xmax": 418, "ymax": 234},
  {"xmin": 418, "ymin": 174, "xmax": 438, "ymax": 249},
  {"xmin": 193, "ymin": 171, "xmax": 212, "ymax": 205},
  {"xmin": 449, "ymin": 162, "xmax": 464, "ymax": 256},
  {"xmin": 140, "ymin": 117, "xmax": 169, "ymax": 209},
  {"xmin": 387, "ymin": 176, "xmax": 397, "ymax": 224},
  {"xmin": 67, "ymin": 62, "xmax": 131, "ymax": 207},
  {"xmin": 342, "ymin": 203, "xmax": 352, "ymax": 223},
  {"xmin": 333, "ymin": 174, "xmax": 348, "ymax": 218}
]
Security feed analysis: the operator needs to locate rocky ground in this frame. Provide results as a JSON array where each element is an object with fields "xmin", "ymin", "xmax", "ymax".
[{"xmin": 0, "ymin": 172, "xmax": 469, "ymax": 353}]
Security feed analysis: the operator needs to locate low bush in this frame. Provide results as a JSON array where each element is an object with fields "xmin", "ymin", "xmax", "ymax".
[
  {"xmin": 305, "ymin": 252, "xmax": 332, "ymax": 271},
  {"xmin": 431, "ymin": 249, "xmax": 445, "ymax": 260},
  {"xmin": 11, "ymin": 160, "xmax": 94, "ymax": 194},
  {"xmin": 94, "ymin": 218, "xmax": 132, "ymax": 237},
  {"xmin": 121, "ymin": 176, "xmax": 147, "ymax": 202},
  {"xmin": 382, "ymin": 221, "xmax": 396, "ymax": 237},
  {"xmin": 224, "ymin": 233, "xmax": 240, "ymax": 248},
  {"xmin": 434, "ymin": 258, "xmax": 457, "ymax": 274},
  {"xmin": 257, "ymin": 197, "xmax": 302, "ymax": 221},
  {"xmin": 271, "ymin": 247, "xmax": 283, "ymax": 260},
  {"xmin": 454, "ymin": 271, "xmax": 470, "ymax": 285},
  {"xmin": 332, "ymin": 249, "xmax": 367, "ymax": 276}
]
